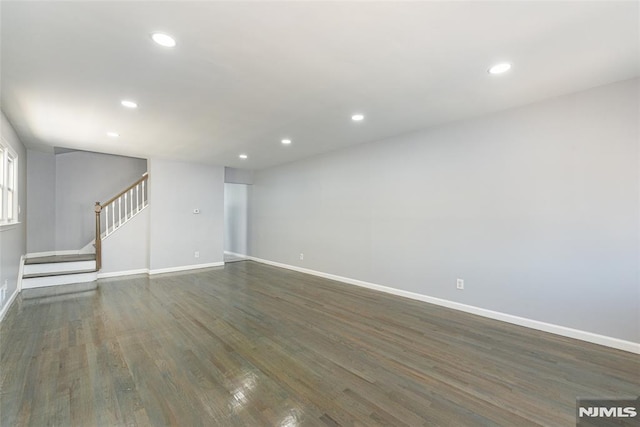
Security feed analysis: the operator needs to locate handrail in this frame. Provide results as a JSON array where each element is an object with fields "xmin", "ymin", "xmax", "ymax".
[
  {"xmin": 94, "ymin": 173, "xmax": 148, "ymax": 271},
  {"xmin": 101, "ymin": 172, "xmax": 148, "ymax": 208},
  {"xmin": 94, "ymin": 203, "xmax": 102, "ymax": 270}
]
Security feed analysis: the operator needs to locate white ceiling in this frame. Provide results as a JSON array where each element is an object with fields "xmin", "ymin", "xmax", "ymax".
[{"xmin": 1, "ymin": 1, "xmax": 638, "ymax": 170}]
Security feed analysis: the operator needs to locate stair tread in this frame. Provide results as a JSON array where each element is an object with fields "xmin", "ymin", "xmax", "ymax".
[
  {"xmin": 23, "ymin": 269, "xmax": 97, "ymax": 279},
  {"xmin": 25, "ymin": 254, "xmax": 96, "ymax": 265}
]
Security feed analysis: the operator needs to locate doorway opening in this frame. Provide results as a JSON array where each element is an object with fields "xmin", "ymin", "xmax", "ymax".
[{"xmin": 223, "ymin": 183, "xmax": 249, "ymax": 263}]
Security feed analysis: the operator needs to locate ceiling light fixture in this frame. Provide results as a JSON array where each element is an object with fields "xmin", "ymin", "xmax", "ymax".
[
  {"xmin": 121, "ymin": 100, "xmax": 138, "ymax": 109},
  {"xmin": 151, "ymin": 32, "xmax": 176, "ymax": 48},
  {"xmin": 488, "ymin": 62, "xmax": 511, "ymax": 75},
  {"xmin": 239, "ymin": 154, "xmax": 248, "ymax": 159},
  {"xmin": 106, "ymin": 132, "xmax": 120, "ymax": 138},
  {"xmin": 351, "ymin": 114, "xmax": 365, "ymax": 121},
  {"xmin": 281, "ymin": 139, "xmax": 292, "ymax": 145}
]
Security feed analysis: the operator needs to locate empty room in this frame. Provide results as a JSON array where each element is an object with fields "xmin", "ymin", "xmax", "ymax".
[{"xmin": 0, "ymin": 1, "xmax": 638, "ymax": 426}]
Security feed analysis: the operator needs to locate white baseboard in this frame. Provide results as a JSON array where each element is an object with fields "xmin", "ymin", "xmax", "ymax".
[
  {"xmin": 247, "ymin": 256, "xmax": 640, "ymax": 354},
  {"xmin": 0, "ymin": 287, "xmax": 19, "ymax": 323},
  {"xmin": 17, "ymin": 255, "xmax": 25, "ymax": 292},
  {"xmin": 149, "ymin": 262, "xmax": 224, "ymax": 276},
  {"xmin": 98, "ymin": 269, "xmax": 150, "ymax": 279},
  {"xmin": 2, "ymin": 256, "xmax": 24, "ymax": 323},
  {"xmin": 224, "ymin": 251, "xmax": 247, "ymax": 258},
  {"xmin": 96, "ymin": 263, "xmax": 225, "ymax": 279}
]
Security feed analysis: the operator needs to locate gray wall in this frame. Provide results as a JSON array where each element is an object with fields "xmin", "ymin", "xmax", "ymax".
[
  {"xmin": 250, "ymin": 78, "xmax": 639, "ymax": 343},
  {"xmin": 101, "ymin": 207, "xmax": 149, "ymax": 274},
  {"xmin": 149, "ymin": 159, "xmax": 224, "ymax": 271},
  {"xmin": 54, "ymin": 151, "xmax": 147, "ymax": 250},
  {"xmin": 224, "ymin": 183, "xmax": 249, "ymax": 255},
  {"xmin": 225, "ymin": 167, "xmax": 254, "ymax": 185},
  {"xmin": 26, "ymin": 150, "xmax": 55, "ymax": 253},
  {"xmin": 0, "ymin": 111, "xmax": 27, "ymax": 313}
]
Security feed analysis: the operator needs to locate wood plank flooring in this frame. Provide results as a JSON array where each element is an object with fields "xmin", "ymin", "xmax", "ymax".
[{"xmin": 1, "ymin": 261, "xmax": 638, "ymax": 426}]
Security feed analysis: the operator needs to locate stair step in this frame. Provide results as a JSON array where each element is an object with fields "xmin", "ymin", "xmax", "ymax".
[
  {"xmin": 23, "ymin": 268, "xmax": 98, "ymax": 279},
  {"xmin": 21, "ymin": 271, "xmax": 98, "ymax": 290},
  {"xmin": 25, "ymin": 254, "xmax": 96, "ymax": 265},
  {"xmin": 24, "ymin": 260, "xmax": 96, "ymax": 275}
]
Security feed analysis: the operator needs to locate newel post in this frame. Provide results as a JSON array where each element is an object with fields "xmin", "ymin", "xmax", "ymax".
[{"xmin": 95, "ymin": 202, "xmax": 102, "ymax": 271}]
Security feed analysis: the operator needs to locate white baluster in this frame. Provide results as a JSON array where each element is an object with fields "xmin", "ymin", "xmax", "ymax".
[
  {"xmin": 142, "ymin": 180, "xmax": 146, "ymax": 207},
  {"xmin": 129, "ymin": 189, "xmax": 133, "ymax": 218},
  {"xmin": 136, "ymin": 184, "xmax": 140, "ymax": 213},
  {"xmin": 105, "ymin": 205, "xmax": 110, "ymax": 236},
  {"xmin": 111, "ymin": 201, "xmax": 115, "ymax": 233},
  {"xmin": 119, "ymin": 197, "xmax": 122, "ymax": 227},
  {"xmin": 124, "ymin": 193, "xmax": 128, "ymax": 221}
]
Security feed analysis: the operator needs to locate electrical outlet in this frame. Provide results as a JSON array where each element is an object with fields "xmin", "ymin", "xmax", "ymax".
[
  {"xmin": 456, "ymin": 279, "xmax": 464, "ymax": 290},
  {"xmin": 299, "ymin": 253, "xmax": 304, "ymax": 260},
  {"xmin": 194, "ymin": 251, "xmax": 200, "ymax": 258}
]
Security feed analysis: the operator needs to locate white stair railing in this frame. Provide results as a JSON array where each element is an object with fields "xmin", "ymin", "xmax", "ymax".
[
  {"xmin": 103, "ymin": 173, "xmax": 148, "ymax": 237},
  {"xmin": 94, "ymin": 173, "xmax": 148, "ymax": 270}
]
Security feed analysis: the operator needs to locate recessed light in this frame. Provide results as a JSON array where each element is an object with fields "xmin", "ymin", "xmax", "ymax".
[
  {"xmin": 281, "ymin": 139, "xmax": 292, "ymax": 145},
  {"xmin": 351, "ymin": 114, "xmax": 365, "ymax": 121},
  {"xmin": 106, "ymin": 132, "xmax": 119, "ymax": 138},
  {"xmin": 488, "ymin": 62, "xmax": 511, "ymax": 75},
  {"xmin": 121, "ymin": 100, "xmax": 138, "ymax": 109},
  {"xmin": 151, "ymin": 32, "xmax": 176, "ymax": 48},
  {"xmin": 239, "ymin": 154, "xmax": 248, "ymax": 159}
]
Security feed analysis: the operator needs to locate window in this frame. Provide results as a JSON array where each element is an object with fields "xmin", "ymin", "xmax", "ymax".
[{"xmin": 0, "ymin": 140, "xmax": 18, "ymax": 225}]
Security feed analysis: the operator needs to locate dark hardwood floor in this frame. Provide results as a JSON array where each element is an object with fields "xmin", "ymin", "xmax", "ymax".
[{"xmin": 1, "ymin": 261, "xmax": 638, "ymax": 426}]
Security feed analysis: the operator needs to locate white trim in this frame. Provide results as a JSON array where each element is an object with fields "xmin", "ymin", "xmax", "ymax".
[
  {"xmin": 0, "ymin": 221, "xmax": 21, "ymax": 231},
  {"xmin": 0, "ymin": 286, "xmax": 19, "ymax": 323},
  {"xmin": 17, "ymin": 255, "xmax": 24, "ymax": 292},
  {"xmin": 97, "ymin": 269, "xmax": 149, "ymax": 279},
  {"xmin": 247, "ymin": 256, "xmax": 640, "ymax": 354},
  {"xmin": 224, "ymin": 251, "xmax": 247, "ymax": 258},
  {"xmin": 99, "ymin": 261, "xmax": 226, "ymax": 278},
  {"xmin": 0, "ymin": 137, "xmax": 19, "ymax": 224},
  {"xmin": 21, "ymin": 272, "xmax": 98, "ymax": 289},
  {"xmin": 148, "ymin": 262, "xmax": 224, "ymax": 276},
  {"xmin": 26, "ymin": 250, "xmax": 81, "ymax": 258},
  {"xmin": 24, "ymin": 260, "xmax": 95, "ymax": 275}
]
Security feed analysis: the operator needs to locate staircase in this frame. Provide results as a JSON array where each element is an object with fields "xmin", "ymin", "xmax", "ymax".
[
  {"xmin": 22, "ymin": 254, "xmax": 97, "ymax": 289},
  {"xmin": 20, "ymin": 173, "xmax": 148, "ymax": 291}
]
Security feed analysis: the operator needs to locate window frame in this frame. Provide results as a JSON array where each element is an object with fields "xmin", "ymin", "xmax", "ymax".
[{"xmin": 0, "ymin": 138, "xmax": 19, "ymax": 226}]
